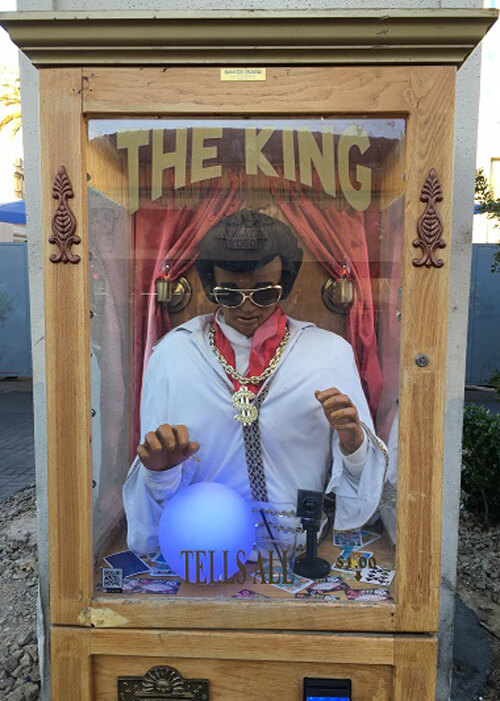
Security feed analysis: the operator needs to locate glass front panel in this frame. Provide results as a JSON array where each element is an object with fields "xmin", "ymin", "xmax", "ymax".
[{"xmin": 88, "ymin": 116, "xmax": 404, "ymax": 603}]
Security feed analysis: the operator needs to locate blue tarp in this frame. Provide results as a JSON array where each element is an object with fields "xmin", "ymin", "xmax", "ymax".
[
  {"xmin": 474, "ymin": 202, "xmax": 498, "ymax": 214},
  {"xmin": 0, "ymin": 198, "xmax": 490, "ymax": 224},
  {"xmin": 0, "ymin": 200, "xmax": 26, "ymax": 225}
]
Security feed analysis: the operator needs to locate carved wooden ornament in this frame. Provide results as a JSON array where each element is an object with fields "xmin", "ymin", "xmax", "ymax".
[
  {"xmin": 49, "ymin": 165, "xmax": 81, "ymax": 264},
  {"xmin": 413, "ymin": 168, "xmax": 446, "ymax": 268}
]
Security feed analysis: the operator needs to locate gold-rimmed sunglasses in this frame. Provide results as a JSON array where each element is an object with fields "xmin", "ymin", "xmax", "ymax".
[{"xmin": 212, "ymin": 284, "xmax": 283, "ymax": 308}]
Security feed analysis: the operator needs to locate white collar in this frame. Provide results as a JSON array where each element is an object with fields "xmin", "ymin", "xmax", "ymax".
[
  {"xmin": 170, "ymin": 313, "xmax": 315, "ymax": 339},
  {"xmin": 214, "ymin": 309, "xmax": 253, "ymax": 349}
]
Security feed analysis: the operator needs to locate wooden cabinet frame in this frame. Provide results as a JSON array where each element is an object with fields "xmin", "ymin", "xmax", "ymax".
[{"xmin": 40, "ymin": 64, "xmax": 454, "ymax": 634}]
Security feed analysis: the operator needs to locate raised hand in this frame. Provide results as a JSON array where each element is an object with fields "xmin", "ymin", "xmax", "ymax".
[
  {"xmin": 137, "ymin": 424, "xmax": 200, "ymax": 472},
  {"xmin": 314, "ymin": 388, "xmax": 364, "ymax": 455}
]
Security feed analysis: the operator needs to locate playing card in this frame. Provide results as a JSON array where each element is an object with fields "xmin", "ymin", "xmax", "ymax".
[
  {"xmin": 122, "ymin": 577, "xmax": 181, "ymax": 595},
  {"xmin": 345, "ymin": 588, "xmax": 393, "ymax": 602},
  {"xmin": 305, "ymin": 575, "xmax": 349, "ymax": 595},
  {"xmin": 103, "ymin": 550, "xmax": 150, "ymax": 578},
  {"xmin": 231, "ymin": 589, "xmax": 269, "ymax": 599},
  {"xmin": 152, "ymin": 551, "xmax": 168, "ymax": 564},
  {"xmin": 330, "ymin": 567, "xmax": 357, "ymax": 581},
  {"xmin": 359, "ymin": 566, "xmax": 395, "ymax": 586},
  {"xmin": 148, "ymin": 565, "xmax": 179, "ymax": 577},
  {"xmin": 294, "ymin": 590, "xmax": 341, "ymax": 601}
]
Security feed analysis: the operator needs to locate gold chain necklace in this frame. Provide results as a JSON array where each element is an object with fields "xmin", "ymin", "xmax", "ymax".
[{"xmin": 208, "ymin": 323, "xmax": 290, "ymax": 425}]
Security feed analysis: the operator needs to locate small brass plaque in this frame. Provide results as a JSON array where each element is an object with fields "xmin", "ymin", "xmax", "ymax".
[
  {"xmin": 220, "ymin": 68, "xmax": 267, "ymax": 81},
  {"xmin": 118, "ymin": 665, "xmax": 209, "ymax": 700}
]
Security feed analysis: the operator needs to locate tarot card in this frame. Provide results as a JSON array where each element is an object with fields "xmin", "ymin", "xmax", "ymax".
[
  {"xmin": 104, "ymin": 550, "xmax": 150, "ymax": 578},
  {"xmin": 305, "ymin": 575, "xmax": 349, "ymax": 595},
  {"xmin": 268, "ymin": 568, "xmax": 313, "ymax": 594},
  {"xmin": 122, "ymin": 577, "xmax": 181, "ymax": 595},
  {"xmin": 346, "ymin": 588, "xmax": 393, "ymax": 602},
  {"xmin": 359, "ymin": 566, "xmax": 395, "ymax": 587},
  {"xmin": 271, "ymin": 577, "xmax": 313, "ymax": 594},
  {"xmin": 359, "ymin": 529, "xmax": 382, "ymax": 548},
  {"xmin": 333, "ymin": 529, "xmax": 362, "ymax": 548},
  {"xmin": 231, "ymin": 589, "xmax": 269, "ymax": 600},
  {"xmin": 331, "ymin": 550, "xmax": 373, "ymax": 575}
]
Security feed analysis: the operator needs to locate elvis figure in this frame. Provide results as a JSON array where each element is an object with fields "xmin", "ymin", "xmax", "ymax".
[{"xmin": 124, "ymin": 210, "xmax": 387, "ymax": 555}]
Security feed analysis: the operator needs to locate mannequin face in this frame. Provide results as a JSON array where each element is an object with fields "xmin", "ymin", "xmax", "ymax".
[{"xmin": 213, "ymin": 256, "xmax": 282, "ymax": 336}]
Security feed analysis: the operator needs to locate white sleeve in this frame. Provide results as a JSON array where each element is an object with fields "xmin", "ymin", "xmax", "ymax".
[
  {"xmin": 123, "ymin": 458, "xmax": 197, "ymax": 556},
  {"xmin": 340, "ymin": 429, "xmax": 368, "ymax": 478},
  {"xmin": 122, "ymin": 342, "xmax": 197, "ymax": 555},
  {"xmin": 325, "ymin": 345, "xmax": 388, "ymax": 530}
]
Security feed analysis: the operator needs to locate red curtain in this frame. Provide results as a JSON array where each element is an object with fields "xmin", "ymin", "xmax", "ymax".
[
  {"xmin": 132, "ymin": 178, "xmax": 243, "ymax": 444},
  {"xmin": 278, "ymin": 195, "xmax": 383, "ymax": 413}
]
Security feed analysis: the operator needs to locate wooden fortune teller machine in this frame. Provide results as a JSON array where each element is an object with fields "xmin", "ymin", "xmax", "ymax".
[{"xmin": 1, "ymin": 9, "xmax": 497, "ymax": 701}]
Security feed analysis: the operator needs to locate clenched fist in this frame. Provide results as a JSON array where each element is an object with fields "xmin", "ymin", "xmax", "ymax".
[
  {"xmin": 315, "ymin": 388, "xmax": 364, "ymax": 455},
  {"xmin": 137, "ymin": 424, "xmax": 200, "ymax": 472}
]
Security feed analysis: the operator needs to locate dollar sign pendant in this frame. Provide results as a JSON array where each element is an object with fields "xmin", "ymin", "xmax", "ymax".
[{"xmin": 232, "ymin": 386, "xmax": 258, "ymax": 425}]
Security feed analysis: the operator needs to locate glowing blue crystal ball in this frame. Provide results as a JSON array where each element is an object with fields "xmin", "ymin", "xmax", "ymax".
[{"xmin": 158, "ymin": 482, "xmax": 255, "ymax": 583}]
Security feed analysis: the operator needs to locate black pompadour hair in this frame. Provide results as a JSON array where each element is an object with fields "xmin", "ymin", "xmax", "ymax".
[{"xmin": 195, "ymin": 209, "xmax": 303, "ymax": 300}]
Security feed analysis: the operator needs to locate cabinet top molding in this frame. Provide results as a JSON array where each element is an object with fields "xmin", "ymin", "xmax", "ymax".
[{"xmin": 0, "ymin": 9, "xmax": 497, "ymax": 68}]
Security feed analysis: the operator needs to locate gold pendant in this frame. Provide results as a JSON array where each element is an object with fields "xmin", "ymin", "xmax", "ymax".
[{"xmin": 232, "ymin": 386, "xmax": 258, "ymax": 425}]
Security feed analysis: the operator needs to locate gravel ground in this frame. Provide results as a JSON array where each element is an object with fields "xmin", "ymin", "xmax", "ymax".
[
  {"xmin": 457, "ymin": 508, "xmax": 500, "ymax": 700},
  {"xmin": 0, "ymin": 485, "xmax": 499, "ymax": 700},
  {"xmin": 0, "ymin": 486, "xmax": 40, "ymax": 701}
]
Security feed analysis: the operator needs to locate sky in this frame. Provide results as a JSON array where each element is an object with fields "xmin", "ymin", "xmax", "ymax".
[
  {"xmin": 474, "ymin": 0, "xmax": 500, "ymax": 241},
  {"xmin": 478, "ymin": 1, "xmax": 500, "ymax": 177},
  {"xmin": 0, "ymin": 0, "xmax": 20, "ymax": 204}
]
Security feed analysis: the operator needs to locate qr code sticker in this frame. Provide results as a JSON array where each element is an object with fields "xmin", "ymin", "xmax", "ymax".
[{"xmin": 101, "ymin": 567, "xmax": 123, "ymax": 592}]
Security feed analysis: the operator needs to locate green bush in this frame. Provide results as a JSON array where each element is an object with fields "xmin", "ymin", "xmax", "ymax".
[
  {"xmin": 461, "ymin": 403, "xmax": 500, "ymax": 525},
  {"xmin": 489, "ymin": 369, "xmax": 500, "ymax": 395}
]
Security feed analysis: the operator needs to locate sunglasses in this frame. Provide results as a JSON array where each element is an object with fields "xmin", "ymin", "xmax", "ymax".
[{"xmin": 212, "ymin": 284, "xmax": 283, "ymax": 308}]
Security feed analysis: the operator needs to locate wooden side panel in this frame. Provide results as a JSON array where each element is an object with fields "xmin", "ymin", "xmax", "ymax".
[
  {"xmin": 40, "ymin": 69, "xmax": 92, "ymax": 624},
  {"xmin": 393, "ymin": 636, "xmax": 437, "ymax": 699},
  {"xmin": 395, "ymin": 66, "xmax": 456, "ymax": 631},
  {"xmin": 51, "ymin": 627, "xmax": 91, "ymax": 701}
]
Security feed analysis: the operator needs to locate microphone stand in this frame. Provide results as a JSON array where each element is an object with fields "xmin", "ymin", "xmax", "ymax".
[{"xmin": 293, "ymin": 515, "xmax": 331, "ymax": 580}]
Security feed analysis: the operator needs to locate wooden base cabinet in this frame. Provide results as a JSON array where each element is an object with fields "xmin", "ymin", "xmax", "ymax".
[{"xmin": 52, "ymin": 628, "xmax": 436, "ymax": 701}]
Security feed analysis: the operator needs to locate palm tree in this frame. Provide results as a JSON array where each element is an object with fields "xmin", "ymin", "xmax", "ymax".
[{"xmin": 0, "ymin": 73, "xmax": 21, "ymax": 137}]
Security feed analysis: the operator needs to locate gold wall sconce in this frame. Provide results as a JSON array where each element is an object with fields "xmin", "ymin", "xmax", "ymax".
[
  {"xmin": 156, "ymin": 275, "xmax": 192, "ymax": 313},
  {"xmin": 321, "ymin": 268, "xmax": 355, "ymax": 314}
]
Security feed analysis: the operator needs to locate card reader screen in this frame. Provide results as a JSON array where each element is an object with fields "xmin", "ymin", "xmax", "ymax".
[
  {"xmin": 303, "ymin": 676, "xmax": 351, "ymax": 701},
  {"xmin": 306, "ymin": 697, "xmax": 350, "ymax": 701}
]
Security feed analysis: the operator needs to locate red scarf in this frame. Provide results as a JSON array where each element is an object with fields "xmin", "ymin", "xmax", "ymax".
[{"xmin": 213, "ymin": 307, "xmax": 288, "ymax": 395}]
